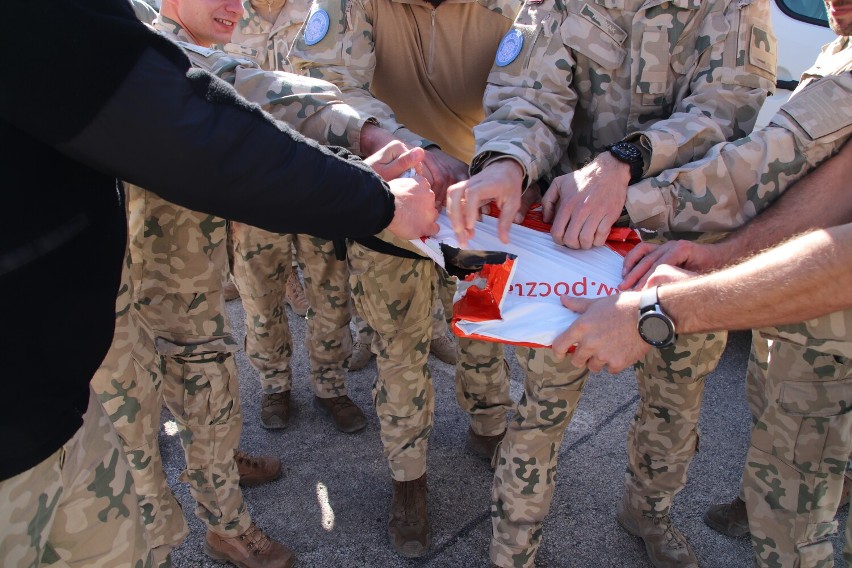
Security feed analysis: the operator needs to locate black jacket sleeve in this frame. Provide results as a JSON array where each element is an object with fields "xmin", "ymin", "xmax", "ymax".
[{"xmin": 2, "ymin": 0, "xmax": 395, "ymax": 240}]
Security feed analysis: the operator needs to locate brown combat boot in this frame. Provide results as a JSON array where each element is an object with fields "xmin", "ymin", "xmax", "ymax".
[
  {"xmin": 429, "ymin": 334, "xmax": 457, "ymax": 365},
  {"xmin": 466, "ymin": 427, "xmax": 505, "ymax": 467},
  {"xmin": 204, "ymin": 523, "xmax": 295, "ymax": 568},
  {"xmin": 388, "ymin": 474, "xmax": 431, "ymax": 558},
  {"xmin": 616, "ymin": 496, "xmax": 698, "ymax": 568},
  {"xmin": 235, "ymin": 450, "xmax": 282, "ymax": 488},
  {"xmin": 703, "ymin": 496, "xmax": 749, "ymax": 538},
  {"xmin": 261, "ymin": 391, "xmax": 291, "ymax": 430},
  {"xmin": 313, "ymin": 395, "xmax": 367, "ymax": 433},
  {"xmin": 284, "ymin": 271, "xmax": 308, "ymax": 317},
  {"xmin": 348, "ymin": 341, "xmax": 374, "ymax": 371}
]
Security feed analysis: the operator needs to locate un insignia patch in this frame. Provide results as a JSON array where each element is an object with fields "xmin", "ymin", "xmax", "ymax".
[
  {"xmin": 304, "ymin": 9, "xmax": 330, "ymax": 46},
  {"xmin": 495, "ymin": 29, "xmax": 524, "ymax": 67}
]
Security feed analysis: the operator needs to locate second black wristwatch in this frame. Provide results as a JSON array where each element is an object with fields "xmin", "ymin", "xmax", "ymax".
[
  {"xmin": 637, "ymin": 286, "xmax": 676, "ymax": 348},
  {"xmin": 606, "ymin": 141, "xmax": 644, "ymax": 185}
]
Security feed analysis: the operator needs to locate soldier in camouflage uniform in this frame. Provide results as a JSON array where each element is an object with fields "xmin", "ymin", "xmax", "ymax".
[
  {"xmin": 91, "ymin": 0, "xmax": 395, "ymax": 565},
  {"xmin": 218, "ymin": 0, "xmax": 370, "ymax": 433},
  {"xmin": 555, "ymin": 138, "xmax": 852, "ymax": 568},
  {"xmin": 289, "ymin": 0, "xmax": 521, "ymax": 556},
  {"xmin": 447, "ymin": 0, "xmax": 777, "ymax": 565},
  {"xmin": 556, "ymin": 221, "xmax": 852, "ymax": 568},
  {"xmin": 0, "ymin": 387, "xmax": 153, "ymax": 568},
  {"xmin": 291, "ymin": 0, "xmax": 476, "ymax": 373},
  {"xmin": 611, "ymin": 30, "xmax": 852, "ymax": 566}
]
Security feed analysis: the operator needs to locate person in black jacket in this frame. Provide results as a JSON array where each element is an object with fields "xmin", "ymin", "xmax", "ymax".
[{"xmin": 0, "ymin": 1, "xmax": 437, "ymax": 566}]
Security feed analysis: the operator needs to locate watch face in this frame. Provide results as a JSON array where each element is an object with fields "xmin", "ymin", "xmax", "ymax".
[
  {"xmin": 639, "ymin": 313, "xmax": 674, "ymax": 346},
  {"xmin": 613, "ymin": 142, "xmax": 642, "ymax": 162}
]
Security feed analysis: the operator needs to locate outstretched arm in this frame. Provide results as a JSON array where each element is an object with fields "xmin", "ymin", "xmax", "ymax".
[
  {"xmin": 620, "ymin": 138, "xmax": 852, "ymax": 290},
  {"xmin": 554, "ymin": 223, "xmax": 852, "ymax": 372}
]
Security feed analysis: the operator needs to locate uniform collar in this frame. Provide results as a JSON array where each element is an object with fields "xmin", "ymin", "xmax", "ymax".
[{"xmin": 155, "ymin": 14, "xmax": 196, "ymax": 43}]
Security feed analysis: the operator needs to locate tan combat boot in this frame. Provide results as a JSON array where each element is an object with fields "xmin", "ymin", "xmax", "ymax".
[
  {"xmin": 388, "ymin": 474, "xmax": 431, "ymax": 558},
  {"xmin": 429, "ymin": 334, "xmax": 457, "ymax": 365},
  {"xmin": 466, "ymin": 427, "xmax": 505, "ymax": 467},
  {"xmin": 260, "ymin": 391, "xmax": 291, "ymax": 430},
  {"xmin": 348, "ymin": 341, "xmax": 374, "ymax": 371},
  {"xmin": 235, "ymin": 450, "xmax": 282, "ymax": 487},
  {"xmin": 616, "ymin": 495, "xmax": 698, "ymax": 568},
  {"xmin": 705, "ymin": 474, "xmax": 851, "ymax": 539},
  {"xmin": 313, "ymin": 395, "xmax": 367, "ymax": 433},
  {"xmin": 703, "ymin": 496, "xmax": 749, "ymax": 538},
  {"xmin": 284, "ymin": 271, "xmax": 308, "ymax": 317},
  {"xmin": 204, "ymin": 522, "xmax": 295, "ymax": 568}
]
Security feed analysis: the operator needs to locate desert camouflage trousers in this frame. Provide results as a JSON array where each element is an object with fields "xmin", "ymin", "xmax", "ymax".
[
  {"xmin": 347, "ymin": 240, "xmax": 512, "ymax": 480},
  {"xmin": 231, "ymin": 223, "xmax": 352, "ymax": 398},
  {"xmin": 351, "ymin": 274, "xmax": 456, "ymax": 351},
  {"xmin": 93, "ymin": 186, "xmax": 249, "ymax": 555},
  {"xmin": 743, "ymin": 335, "xmax": 852, "ymax": 568},
  {"xmin": 488, "ymin": 331, "xmax": 726, "ymax": 567},
  {"xmin": 624, "ymin": 330, "xmax": 727, "ymax": 514},
  {"xmin": 92, "ymin": 259, "xmax": 250, "ymax": 562},
  {"xmin": 0, "ymin": 389, "xmax": 153, "ymax": 568},
  {"xmin": 744, "ymin": 333, "xmax": 850, "ymax": 496}
]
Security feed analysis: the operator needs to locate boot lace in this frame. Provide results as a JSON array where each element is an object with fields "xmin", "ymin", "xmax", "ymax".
[
  {"xmin": 652, "ymin": 514, "xmax": 688, "ymax": 550},
  {"xmin": 235, "ymin": 450, "xmax": 262, "ymax": 470},
  {"xmin": 238, "ymin": 523, "xmax": 272, "ymax": 555}
]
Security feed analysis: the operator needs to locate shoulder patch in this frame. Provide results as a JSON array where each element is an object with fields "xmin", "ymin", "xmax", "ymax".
[
  {"xmin": 782, "ymin": 76, "xmax": 852, "ymax": 141},
  {"xmin": 748, "ymin": 24, "xmax": 777, "ymax": 76},
  {"xmin": 178, "ymin": 42, "xmax": 217, "ymax": 58},
  {"xmin": 495, "ymin": 29, "xmax": 524, "ymax": 67},
  {"xmin": 304, "ymin": 9, "xmax": 331, "ymax": 46}
]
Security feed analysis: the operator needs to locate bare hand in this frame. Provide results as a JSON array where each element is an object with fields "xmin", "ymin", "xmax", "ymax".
[
  {"xmin": 541, "ymin": 153, "xmax": 631, "ymax": 249},
  {"xmin": 552, "ymin": 293, "xmax": 651, "ymax": 373},
  {"xmin": 446, "ymin": 159, "xmax": 524, "ymax": 246},
  {"xmin": 365, "ymin": 141, "xmax": 426, "ymax": 182},
  {"xmin": 421, "ymin": 148, "xmax": 470, "ymax": 207},
  {"xmin": 386, "ymin": 176, "xmax": 439, "ymax": 240},
  {"xmin": 620, "ymin": 240, "xmax": 719, "ymax": 291}
]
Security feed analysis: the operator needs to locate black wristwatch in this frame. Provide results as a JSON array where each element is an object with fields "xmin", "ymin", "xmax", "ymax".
[
  {"xmin": 606, "ymin": 141, "xmax": 644, "ymax": 185},
  {"xmin": 638, "ymin": 286, "xmax": 676, "ymax": 348}
]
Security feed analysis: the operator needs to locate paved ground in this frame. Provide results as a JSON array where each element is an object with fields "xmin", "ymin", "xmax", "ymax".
[{"xmin": 164, "ymin": 300, "xmax": 848, "ymax": 567}]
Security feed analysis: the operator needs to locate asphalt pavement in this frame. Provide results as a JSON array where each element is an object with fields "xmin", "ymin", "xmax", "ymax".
[{"xmin": 163, "ymin": 300, "xmax": 848, "ymax": 567}]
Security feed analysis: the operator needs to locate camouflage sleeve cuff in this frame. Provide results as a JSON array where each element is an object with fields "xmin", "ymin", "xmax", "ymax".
[
  {"xmin": 471, "ymin": 152, "xmax": 530, "ymax": 191},
  {"xmin": 347, "ymin": 117, "xmax": 380, "ymax": 156},
  {"xmin": 626, "ymin": 130, "xmax": 678, "ymax": 178},
  {"xmin": 623, "ymin": 133, "xmax": 653, "ymax": 178},
  {"xmin": 623, "ymin": 177, "xmax": 672, "ymax": 234},
  {"xmin": 325, "ymin": 105, "xmax": 375, "ymax": 153}
]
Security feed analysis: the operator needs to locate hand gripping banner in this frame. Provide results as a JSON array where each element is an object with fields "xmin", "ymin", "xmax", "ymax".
[{"xmin": 412, "ymin": 206, "xmax": 639, "ymax": 348}]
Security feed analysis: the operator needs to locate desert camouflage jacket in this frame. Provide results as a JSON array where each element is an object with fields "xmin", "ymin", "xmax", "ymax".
[
  {"xmin": 627, "ymin": 36, "xmax": 852, "ymax": 239},
  {"xmin": 471, "ymin": 0, "xmax": 777, "ymax": 187},
  {"xmin": 157, "ymin": 15, "xmax": 369, "ymax": 151},
  {"xmin": 224, "ymin": 0, "xmax": 312, "ymax": 72}
]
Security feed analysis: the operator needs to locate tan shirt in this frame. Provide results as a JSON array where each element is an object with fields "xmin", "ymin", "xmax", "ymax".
[{"xmin": 290, "ymin": 0, "xmax": 520, "ymax": 162}]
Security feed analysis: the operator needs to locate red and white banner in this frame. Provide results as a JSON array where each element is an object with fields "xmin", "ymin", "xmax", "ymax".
[{"xmin": 415, "ymin": 207, "xmax": 639, "ymax": 348}]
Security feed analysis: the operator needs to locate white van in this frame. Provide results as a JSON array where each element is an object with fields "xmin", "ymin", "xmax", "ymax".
[{"xmin": 756, "ymin": 0, "xmax": 836, "ymax": 126}]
